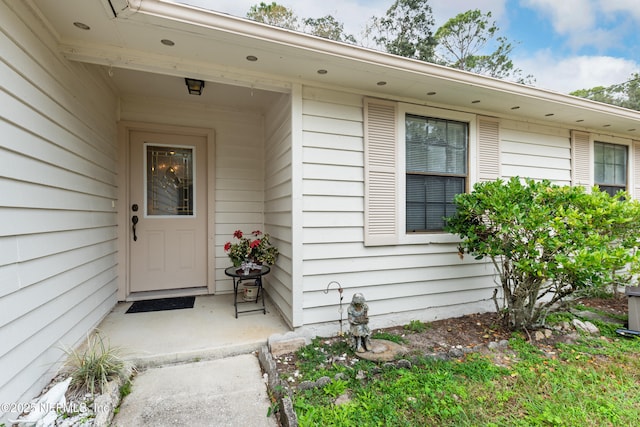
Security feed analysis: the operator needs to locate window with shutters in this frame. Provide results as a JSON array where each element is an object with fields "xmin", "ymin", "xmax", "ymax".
[
  {"xmin": 364, "ymin": 99, "xmax": 480, "ymax": 245},
  {"xmin": 594, "ymin": 141, "xmax": 627, "ymax": 197},
  {"xmin": 405, "ymin": 114, "xmax": 468, "ymax": 232}
]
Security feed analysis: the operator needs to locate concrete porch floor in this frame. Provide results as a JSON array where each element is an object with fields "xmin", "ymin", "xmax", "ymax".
[{"xmin": 96, "ymin": 294, "xmax": 291, "ymax": 368}]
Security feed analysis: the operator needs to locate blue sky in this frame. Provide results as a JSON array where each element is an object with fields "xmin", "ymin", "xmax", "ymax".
[{"xmin": 178, "ymin": 0, "xmax": 639, "ymax": 94}]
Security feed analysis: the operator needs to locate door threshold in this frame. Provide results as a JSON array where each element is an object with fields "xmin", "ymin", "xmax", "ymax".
[{"xmin": 126, "ymin": 287, "xmax": 209, "ymax": 302}]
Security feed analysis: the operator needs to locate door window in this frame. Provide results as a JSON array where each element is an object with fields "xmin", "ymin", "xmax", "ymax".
[{"xmin": 145, "ymin": 144, "xmax": 195, "ymax": 216}]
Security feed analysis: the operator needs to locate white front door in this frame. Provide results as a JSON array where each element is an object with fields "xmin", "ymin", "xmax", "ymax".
[{"xmin": 129, "ymin": 130, "xmax": 207, "ymax": 293}]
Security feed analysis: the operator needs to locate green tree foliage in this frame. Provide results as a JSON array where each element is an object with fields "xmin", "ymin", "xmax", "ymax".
[
  {"xmin": 571, "ymin": 73, "xmax": 640, "ymax": 111},
  {"xmin": 247, "ymin": 2, "xmax": 298, "ymax": 30},
  {"xmin": 247, "ymin": 3, "xmax": 355, "ymax": 43},
  {"xmin": 303, "ymin": 15, "xmax": 357, "ymax": 43},
  {"xmin": 367, "ymin": 0, "xmax": 437, "ymax": 61},
  {"xmin": 434, "ymin": 10, "xmax": 533, "ymax": 83},
  {"xmin": 446, "ymin": 177, "xmax": 640, "ymax": 329}
]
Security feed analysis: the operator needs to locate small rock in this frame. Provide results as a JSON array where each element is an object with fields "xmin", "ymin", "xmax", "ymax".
[
  {"xmin": 498, "ymin": 340, "xmax": 510, "ymax": 347},
  {"xmin": 316, "ymin": 376, "xmax": 331, "ymax": 387},
  {"xmin": 396, "ymin": 359, "xmax": 412, "ymax": 369},
  {"xmin": 334, "ymin": 392, "xmax": 351, "ymax": 406},
  {"xmin": 448, "ymin": 348, "xmax": 464, "ymax": 358},
  {"xmin": 572, "ymin": 319, "xmax": 599, "ymax": 335},
  {"xmin": 534, "ymin": 331, "xmax": 546, "ymax": 341},
  {"xmin": 297, "ymin": 381, "xmax": 316, "ymax": 391},
  {"xmin": 356, "ymin": 370, "xmax": 367, "ymax": 380},
  {"xmin": 334, "ymin": 372, "xmax": 347, "ymax": 381},
  {"xmin": 488, "ymin": 341, "xmax": 500, "ymax": 350}
]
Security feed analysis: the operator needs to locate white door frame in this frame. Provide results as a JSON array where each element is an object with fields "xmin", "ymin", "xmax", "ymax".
[{"xmin": 117, "ymin": 121, "xmax": 216, "ymax": 301}]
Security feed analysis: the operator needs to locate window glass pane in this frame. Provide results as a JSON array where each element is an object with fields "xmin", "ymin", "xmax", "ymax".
[
  {"xmin": 604, "ymin": 164, "xmax": 615, "ymax": 183},
  {"xmin": 594, "ymin": 143, "xmax": 604, "ymax": 163},
  {"xmin": 147, "ymin": 145, "xmax": 194, "ymax": 216},
  {"xmin": 594, "ymin": 142, "xmax": 627, "ymax": 191},
  {"xmin": 614, "ymin": 165, "xmax": 626, "ymax": 185},
  {"xmin": 594, "ymin": 163, "xmax": 604, "ymax": 182},
  {"xmin": 406, "ymin": 114, "xmax": 467, "ymax": 175},
  {"xmin": 599, "ymin": 185, "xmax": 624, "ymax": 198},
  {"xmin": 615, "ymin": 145, "xmax": 627, "ymax": 164},
  {"xmin": 406, "ymin": 175, "xmax": 464, "ymax": 231},
  {"xmin": 406, "ymin": 114, "xmax": 468, "ymax": 232}
]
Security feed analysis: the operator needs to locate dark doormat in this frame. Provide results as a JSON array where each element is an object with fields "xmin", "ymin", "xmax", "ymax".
[{"xmin": 126, "ymin": 296, "xmax": 195, "ymax": 314}]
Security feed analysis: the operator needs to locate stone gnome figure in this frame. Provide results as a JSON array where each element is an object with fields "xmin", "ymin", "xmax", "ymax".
[{"xmin": 348, "ymin": 293, "xmax": 372, "ymax": 352}]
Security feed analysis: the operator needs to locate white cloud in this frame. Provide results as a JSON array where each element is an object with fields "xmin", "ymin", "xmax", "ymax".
[
  {"xmin": 517, "ymin": 50, "xmax": 638, "ymax": 93},
  {"xmin": 521, "ymin": 0, "xmax": 640, "ymax": 52},
  {"xmin": 523, "ymin": 0, "xmax": 595, "ymax": 34},
  {"xmin": 599, "ymin": 0, "xmax": 640, "ymax": 21}
]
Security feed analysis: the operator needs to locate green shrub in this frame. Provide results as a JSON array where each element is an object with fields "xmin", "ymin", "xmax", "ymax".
[{"xmin": 446, "ymin": 177, "xmax": 640, "ymax": 329}]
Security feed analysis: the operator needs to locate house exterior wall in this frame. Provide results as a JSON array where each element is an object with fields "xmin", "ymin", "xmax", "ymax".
[
  {"xmin": 0, "ymin": 0, "xmax": 119, "ymax": 419},
  {"xmin": 297, "ymin": 84, "xmax": 640, "ymax": 336},
  {"xmin": 500, "ymin": 120, "xmax": 572, "ymax": 185},
  {"xmin": 118, "ymin": 95, "xmax": 284, "ymax": 298},
  {"xmin": 298, "ymin": 87, "xmax": 497, "ymax": 335},
  {"xmin": 263, "ymin": 92, "xmax": 295, "ymax": 326}
]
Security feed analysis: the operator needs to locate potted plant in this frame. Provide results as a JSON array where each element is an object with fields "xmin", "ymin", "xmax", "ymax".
[
  {"xmin": 224, "ymin": 229, "xmax": 279, "ymax": 267},
  {"xmin": 224, "ymin": 229, "xmax": 278, "ymax": 301}
]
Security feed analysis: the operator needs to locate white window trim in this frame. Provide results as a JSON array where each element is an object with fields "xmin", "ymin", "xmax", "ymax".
[
  {"xmin": 592, "ymin": 133, "xmax": 634, "ymax": 198},
  {"xmin": 397, "ymin": 103, "xmax": 477, "ymax": 244}
]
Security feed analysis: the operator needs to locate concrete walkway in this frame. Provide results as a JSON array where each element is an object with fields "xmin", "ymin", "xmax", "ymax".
[
  {"xmin": 98, "ymin": 295, "xmax": 289, "ymax": 426},
  {"xmin": 112, "ymin": 354, "xmax": 278, "ymax": 426},
  {"xmin": 98, "ymin": 294, "xmax": 290, "ymax": 368}
]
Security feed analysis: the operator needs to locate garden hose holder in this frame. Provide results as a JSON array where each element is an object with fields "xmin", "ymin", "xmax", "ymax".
[{"xmin": 324, "ymin": 281, "xmax": 344, "ymax": 336}]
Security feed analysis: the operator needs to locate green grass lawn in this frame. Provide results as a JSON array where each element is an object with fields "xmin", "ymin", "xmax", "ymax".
[{"xmin": 291, "ymin": 315, "xmax": 640, "ymax": 426}]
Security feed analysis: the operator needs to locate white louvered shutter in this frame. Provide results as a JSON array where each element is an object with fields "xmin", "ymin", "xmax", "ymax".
[
  {"xmin": 477, "ymin": 117, "xmax": 500, "ymax": 182},
  {"xmin": 364, "ymin": 98, "xmax": 398, "ymax": 246},
  {"xmin": 571, "ymin": 130, "xmax": 591, "ymax": 190}
]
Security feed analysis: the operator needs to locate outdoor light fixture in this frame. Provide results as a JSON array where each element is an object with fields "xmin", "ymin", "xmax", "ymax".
[{"xmin": 184, "ymin": 78, "xmax": 205, "ymax": 95}]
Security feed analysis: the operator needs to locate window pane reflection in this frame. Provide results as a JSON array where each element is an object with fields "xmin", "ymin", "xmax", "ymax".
[{"xmin": 146, "ymin": 145, "xmax": 194, "ymax": 216}]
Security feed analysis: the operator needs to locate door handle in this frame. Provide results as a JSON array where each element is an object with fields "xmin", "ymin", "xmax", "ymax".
[{"xmin": 132, "ymin": 215, "xmax": 139, "ymax": 241}]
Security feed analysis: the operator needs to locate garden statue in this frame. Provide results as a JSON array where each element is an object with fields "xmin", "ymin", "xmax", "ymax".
[{"xmin": 348, "ymin": 293, "xmax": 372, "ymax": 353}]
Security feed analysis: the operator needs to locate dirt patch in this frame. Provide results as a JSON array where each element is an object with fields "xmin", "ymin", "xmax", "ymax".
[{"xmin": 274, "ymin": 295, "xmax": 629, "ymax": 387}]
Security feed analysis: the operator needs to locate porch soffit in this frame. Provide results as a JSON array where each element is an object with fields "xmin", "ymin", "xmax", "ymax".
[{"xmin": 31, "ymin": 0, "xmax": 640, "ymax": 138}]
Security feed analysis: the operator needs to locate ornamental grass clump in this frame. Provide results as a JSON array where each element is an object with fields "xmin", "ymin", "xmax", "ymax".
[
  {"xmin": 63, "ymin": 332, "xmax": 132, "ymax": 395},
  {"xmin": 224, "ymin": 229, "xmax": 279, "ymax": 266}
]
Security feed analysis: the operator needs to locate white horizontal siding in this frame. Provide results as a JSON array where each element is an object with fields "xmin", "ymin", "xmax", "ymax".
[
  {"xmin": 0, "ymin": 0, "xmax": 118, "ymax": 418},
  {"xmin": 300, "ymin": 86, "xmax": 497, "ymax": 329},
  {"xmin": 500, "ymin": 123, "xmax": 571, "ymax": 185},
  {"xmin": 303, "ymin": 287, "xmax": 495, "ymax": 327},
  {"xmin": 264, "ymin": 93, "xmax": 294, "ymax": 325}
]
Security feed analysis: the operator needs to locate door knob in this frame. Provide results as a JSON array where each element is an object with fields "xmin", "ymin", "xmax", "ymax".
[{"xmin": 132, "ymin": 215, "xmax": 139, "ymax": 241}]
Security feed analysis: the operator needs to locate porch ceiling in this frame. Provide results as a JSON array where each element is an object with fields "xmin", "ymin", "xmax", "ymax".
[{"xmin": 32, "ymin": 0, "xmax": 640, "ymax": 135}]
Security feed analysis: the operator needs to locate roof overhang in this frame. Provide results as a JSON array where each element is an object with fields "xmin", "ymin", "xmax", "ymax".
[{"xmin": 31, "ymin": 0, "xmax": 640, "ymax": 136}]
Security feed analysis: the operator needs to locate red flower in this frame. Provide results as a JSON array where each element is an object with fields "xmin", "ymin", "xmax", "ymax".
[
  {"xmin": 233, "ymin": 230, "xmax": 243, "ymax": 239},
  {"xmin": 224, "ymin": 242, "xmax": 231, "ymax": 252},
  {"xmin": 250, "ymin": 239, "xmax": 261, "ymax": 248},
  {"xmin": 252, "ymin": 230, "xmax": 261, "ymax": 236}
]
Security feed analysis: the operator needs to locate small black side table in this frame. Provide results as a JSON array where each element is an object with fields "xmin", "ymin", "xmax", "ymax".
[{"xmin": 224, "ymin": 265, "xmax": 271, "ymax": 318}]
